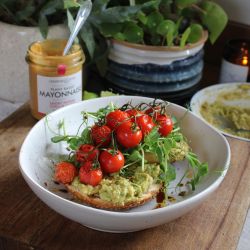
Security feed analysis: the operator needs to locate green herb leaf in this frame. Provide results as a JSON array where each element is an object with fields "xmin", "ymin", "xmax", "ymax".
[
  {"xmin": 186, "ymin": 151, "xmax": 208, "ymax": 190},
  {"xmin": 80, "ymin": 127, "xmax": 92, "ymax": 144},
  {"xmin": 51, "ymin": 135, "xmax": 68, "ymax": 143}
]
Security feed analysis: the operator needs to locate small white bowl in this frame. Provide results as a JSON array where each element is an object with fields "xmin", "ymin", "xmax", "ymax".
[{"xmin": 19, "ymin": 96, "xmax": 230, "ymax": 233}]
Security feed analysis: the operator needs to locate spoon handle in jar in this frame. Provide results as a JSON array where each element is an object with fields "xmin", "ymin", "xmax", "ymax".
[{"xmin": 63, "ymin": 0, "xmax": 92, "ymax": 56}]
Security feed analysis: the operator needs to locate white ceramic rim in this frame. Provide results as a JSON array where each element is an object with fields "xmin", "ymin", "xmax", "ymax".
[
  {"xmin": 190, "ymin": 83, "xmax": 250, "ymax": 142},
  {"xmin": 108, "ymin": 32, "xmax": 207, "ymax": 65},
  {"xmin": 19, "ymin": 96, "xmax": 231, "ymax": 217}
]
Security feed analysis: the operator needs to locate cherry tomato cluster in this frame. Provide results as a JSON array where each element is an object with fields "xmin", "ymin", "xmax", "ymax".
[{"xmin": 55, "ymin": 105, "xmax": 174, "ymax": 187}]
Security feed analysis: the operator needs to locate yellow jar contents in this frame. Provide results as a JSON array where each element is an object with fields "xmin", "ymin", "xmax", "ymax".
[{"xmin": 26, "ymin": 39, "xmax": 85, "ymax": 119}]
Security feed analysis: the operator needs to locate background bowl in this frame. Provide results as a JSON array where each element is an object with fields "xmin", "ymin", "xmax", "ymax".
[
  {"xmin": 190, "ymin": 83, "xmax": 250, "ymax": 142},
  {"xmin": 19, "ymin": 96, "xmax": 230, "ymax": 233}
]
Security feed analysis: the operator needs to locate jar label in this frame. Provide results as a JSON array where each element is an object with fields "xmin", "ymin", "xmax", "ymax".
[
  {"xmin": 37, "ymin": 71, "xmax": 82, "ymax": 115},
  {"xmin": 219, "ymin": 59, "xmax": 249, "ymax": 83}
]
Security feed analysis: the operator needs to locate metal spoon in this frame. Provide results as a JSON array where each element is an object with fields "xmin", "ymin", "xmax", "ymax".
[{"xmin": 63, "ymin": 0, "xmax": 92, "ymax": 56}]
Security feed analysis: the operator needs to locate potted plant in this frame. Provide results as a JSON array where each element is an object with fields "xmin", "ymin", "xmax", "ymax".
[
  {"xmin": 65, "ymin": 0, "xmax": 228, "ymax": 101},
  {"xmin": 0, "ymin": 1, "xmax": 69, "ymax": 103}
]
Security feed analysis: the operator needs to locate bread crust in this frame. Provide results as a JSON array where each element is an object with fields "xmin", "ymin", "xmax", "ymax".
[{"xmin": 66, "ymin": 183, "xmax": 161, "ymax": 210}]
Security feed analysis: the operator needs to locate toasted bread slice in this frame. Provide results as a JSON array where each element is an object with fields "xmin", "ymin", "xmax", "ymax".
[{"xmin": 66, "ymin": 183, "xmax": 161, "ymax": 210}]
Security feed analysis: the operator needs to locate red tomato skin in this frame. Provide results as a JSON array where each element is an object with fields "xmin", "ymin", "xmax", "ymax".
[
  {"xmin": 106, "ymin": 110, "xmax": 130, "ymax": 130},
  {"xmin": 55, "ymin": 162, "xmax": 77, "ymax": 184},
  {"xmin": 126, "ymin": 109, "xmax": 144, "ymax": 122},
  {"xmin": 157, "ymin": 115, "xmax": 173, "ymax": 136},
  {"xmin": 116, "ymin": 122, "xmax": 142, "ymax": 148},
  {"xmin": 79, "ymin": 162, "xmax": 103, "ymax": 186},
  {"xmin": 76, "ymin": 144, "xmax": 99, "ymax": 162},
  {"xmin": 99, "ymin": 149, "xmax": 125, "ymax": 173},
  {"xmin": 91, "ymin": 125, "xmax": 112, "ymax": 147},
  {"xmin": 136, "ymin": 114, "xmax": 155, "ymax": 136}
]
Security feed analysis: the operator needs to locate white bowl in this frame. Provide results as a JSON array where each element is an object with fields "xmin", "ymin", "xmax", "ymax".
[{"xmin": 19, "ymin": 96, "xmax": 230, "ymax": 233}]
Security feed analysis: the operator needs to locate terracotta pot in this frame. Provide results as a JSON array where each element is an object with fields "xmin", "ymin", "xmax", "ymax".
[
  {"xmin": 106, "ymin": 31, "xmax": 208, "ymax": 101},
  {"xmin": 0, "ymin": 22, "xmax": 69, "ymax": 103}
]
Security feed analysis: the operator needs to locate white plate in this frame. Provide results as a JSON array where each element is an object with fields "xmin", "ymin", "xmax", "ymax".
[
  {"xmin": 19, "ymin": 96, "xmax": 230, "ymax": 233},
  {"xmin": 190, "ymin": 83, "xmax": 250, "ymax": 142}
]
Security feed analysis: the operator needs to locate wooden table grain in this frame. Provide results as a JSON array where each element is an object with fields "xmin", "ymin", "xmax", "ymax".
[{"xmin": 0, "ymin": 103, "xmax": 249, "ymax": 250}]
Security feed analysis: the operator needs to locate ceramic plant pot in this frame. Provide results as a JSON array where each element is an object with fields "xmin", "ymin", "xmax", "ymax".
[
  {"xmin": 106, "ymin": 31, "xmax": 208, "ymax": 101},
  {"xmin": 0, "ymin": 22, "xmax": 69, "ymax": 103}
]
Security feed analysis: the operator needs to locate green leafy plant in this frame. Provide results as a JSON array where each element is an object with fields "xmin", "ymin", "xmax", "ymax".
[
  {"xmin": 0, "ymin": 0, "xmax": 228, "ymax": 61},
  {"xmin": 65, "ymin": 0, "xmax": 228, "ymax": 62}
]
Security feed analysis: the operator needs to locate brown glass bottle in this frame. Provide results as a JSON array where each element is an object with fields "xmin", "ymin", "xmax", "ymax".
[{"xmin": 219, "ymin": 39, "xmax": 250, "ymax": 83}]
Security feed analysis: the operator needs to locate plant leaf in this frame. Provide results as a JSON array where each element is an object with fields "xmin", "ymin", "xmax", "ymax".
[
  {"xmin": 38, "ymin": 14, "xmax": 49, "ymax": 38},
  {"xmin": 200, "ymin": 1, "xmax": 228, "ymax": 44},
  {"xmin": 175, "ymin": 0, "xmax": 198, "ymax": 9},
  {"xmin": 123, "ymin": 22, "xmax": 144, "ymax": 43},
  {"xmin": 92, "ymin": 0, "xmax": 110, "ymax": 12},
  {"xmin": 187, "ymin": 23, "xmax": 203, "ymax": 43},
  {"xmin": 67, "ymin": 9, "xmax": 79, "ymax": 43},
  {"xmin": 64, "ymin": 0, "xmax": 81, "ymax": 9},
  {"xmin": 146, "ymin": 11, "xmax": 164, "ymax": 30},
  {"xmin": 92, "ymin": 6, "xmax": 141, "ymax": 24},
  {"xmin": 180, "ymin": 26, "xmax": 191, "ymax": 47},
  {"xmin": 157, "ymin": 19, "xmax": 175, "ymax": 46},
  {"xmin": 98, "ymin": 23, "xmax": 123, "ymax": 37},
  {"xmin": 79, "ymin": 21, "xmax": 95, "ymax": 58},
  {"xmin": 113, "ymin": 32, "xmax": 126, "ymax": 41},
  {"xmin": 137, "ymin": 11, "xmax": 147, "ymax": 25}
]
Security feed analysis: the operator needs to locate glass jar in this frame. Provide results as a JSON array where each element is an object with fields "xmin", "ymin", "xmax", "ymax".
[
  {"xmin": 219, "ymin": 39, "xmax": 250, "ymax": 83},
  {"xmin": 26, "ymin": 39, "xmax": 85, "ymax": 119}
]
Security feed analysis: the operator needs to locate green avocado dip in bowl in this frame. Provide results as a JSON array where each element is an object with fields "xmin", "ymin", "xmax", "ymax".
[{"xmin": 191, "ymin": 83, "xmax": 250, "ymax": 142}]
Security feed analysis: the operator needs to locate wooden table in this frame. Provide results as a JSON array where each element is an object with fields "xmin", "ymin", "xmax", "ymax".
[{"xmin": 0, "ymin": 102, "xmax": 249, "ymax": 250}]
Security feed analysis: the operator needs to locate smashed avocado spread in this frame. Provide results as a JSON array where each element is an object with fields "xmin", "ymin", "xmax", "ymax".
[
  {"xmin": 71, "ymin": 163, "xmax": 160, "ymax": 205},
  {"xmin": 200, "ymin": 84, "xmax": 250, "ymax": 139}
]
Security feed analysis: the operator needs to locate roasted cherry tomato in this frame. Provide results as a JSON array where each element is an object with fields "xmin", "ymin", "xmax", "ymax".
[
  {"xmin": 106, "ymin": 109, "xmax": 129, "ymax": 130},
  {"xmin": 91, "ymin": 124, "xmax": 112, "ymax": 147},
  {"xmin": 76, "ymin": 144, "xmax": 99, "ymax": 162},
  {"xmin": 116, "ymin": 121, "xmax": 142, "ymax": 148},
  {"xmin": 136, "ymin": 114, "xmax": 155, "ymax": 136},
  {"xmin": 156, "ymin": 114, "xmax": 173, "ymax": 137},
  {"xmin": 79, "ymin": 161, "xmax": 103, "ymax": 186},
  {"xmin": 54, "ymin": 162, "xmax": 77, "ymax": 184},
  {"xmin": 99, "ymin": 149, "xmax": 124, "ymax": 173},
  {"xmin": 126, "ymin": 109, "xmax": 144, "ymax": 122}
]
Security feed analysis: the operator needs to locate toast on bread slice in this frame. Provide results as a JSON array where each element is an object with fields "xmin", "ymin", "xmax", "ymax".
[{"xmin": 66, "ymin": 182, "xmax": 161, "ymax": 210}]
